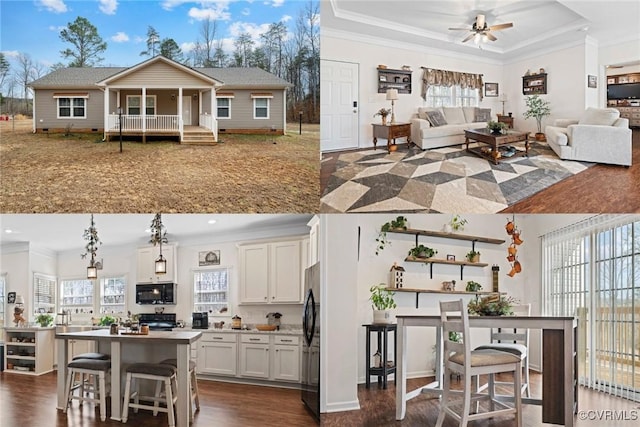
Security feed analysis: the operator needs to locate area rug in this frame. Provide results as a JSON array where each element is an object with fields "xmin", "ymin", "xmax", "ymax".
[{"xmin": 320, "ymin": 141, "xmax": 594, "ymax": 213}]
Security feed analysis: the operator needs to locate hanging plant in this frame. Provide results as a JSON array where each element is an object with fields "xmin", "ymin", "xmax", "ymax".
[
  {"xmin": 450, "ymin": 214, "xmax": 468, "ymax": 232},
  {"xmin": 80, "ymin": 214, "xmax": 101, "ymax": 263},
  {"xmin": 375, "ymin": 216, "xmax": 408, "ymax": 255},
  {"xmin": 149, "ymin": 213, "xmax": 169, "ymax": 246}
]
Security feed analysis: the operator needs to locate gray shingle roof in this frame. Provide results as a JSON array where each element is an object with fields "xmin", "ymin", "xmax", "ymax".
[{"xmin": 30, "ymin": 65, "xmax": 292, "ymax": 89}]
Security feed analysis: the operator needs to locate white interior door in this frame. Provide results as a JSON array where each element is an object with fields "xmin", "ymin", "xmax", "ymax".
[
  {"xmin": 182, "ymin": 96, "xmax": 192, "ymax": 125},
  {"xmin": 321, "ymin": 60, "xmax": 359, "ymax": 152}
]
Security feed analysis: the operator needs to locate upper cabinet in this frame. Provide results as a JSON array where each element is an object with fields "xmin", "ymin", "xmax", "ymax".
[
  {"xmin": 522, "ymin": 73, "xmax": 547, "ymax": 95},
  {"xmin": 238, "ymin": 238, "xmax": 305, "ymax": 305},
  {"xmin": 136, "ymin": 244, "xmax": 176, "ymax": 284}
]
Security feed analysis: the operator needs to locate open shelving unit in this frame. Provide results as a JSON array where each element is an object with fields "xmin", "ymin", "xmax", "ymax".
[{"xmin": 4, "ymin": 327, "xmax": 55, "ymax": 375}]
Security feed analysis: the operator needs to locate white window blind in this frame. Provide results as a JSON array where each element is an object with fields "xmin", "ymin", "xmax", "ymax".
[
  {"xmin": 100, "ymin": 276, "xmax": 126, "ymax": 314},
  {"xmin": 33, "ymin": 273, "xmax": 56, "ymax": 314},
  {"xmin": 60, "ymin": 279, "xmax": 94, "ymax": 314},
  {"xmin": 193, "ymin": 268, "xmax": 229, "ymax": 315},
  {"xmin": 541, "ymin": 214, "xmax": 640, "ymax": 402}
]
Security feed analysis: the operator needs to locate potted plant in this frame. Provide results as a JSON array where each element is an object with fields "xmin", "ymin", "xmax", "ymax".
[
  {"xmin": 375, "ymin": 216, "xmax": 408, "ymax": 255},
  {"xmin": 468, "ymin": 295, "xmax": 516, "ymax": 316},
  {"xmin": 370, "ymin": 284, "xmax": 397, "ymax": 324},
  {"xmin": 374, "ymin": 108, "xmax": 391, "ymax": 125},
  {"xmin": 450, "ymin": 214, "xmax": 467, "ymax": 232},
  {"xmin": 98, "ymin": 314, "xmax": 118, "ymax": 326},
  {"xmin": 465, "ymin": 281, "xmax": 482, "ymax": 292},
  {"xmin": 487, "ymin": 120, "xmax": 508, "ymax": 134},
  {"xmin": 408, "ymin": 244, "xmax": 437, "ymax": 259},
  {"xmin": 466, "ymin": 249, "xmax": 481, "ymax": 263},
  {"xmin": 35, "ymin": 313, "xmax": 53, "ymax": 327},
  {"xmin": 523, "ymin": 94, "xmax": 551, "ymax": 141}
]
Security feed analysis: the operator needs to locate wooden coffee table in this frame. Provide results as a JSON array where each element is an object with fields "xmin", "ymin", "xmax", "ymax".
[{"xmin": 464, "ymin": 128, "xmax": 530, "ymax": 165}]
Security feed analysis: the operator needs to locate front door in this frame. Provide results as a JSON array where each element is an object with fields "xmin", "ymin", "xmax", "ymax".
[
  {"xmin": 182, "ymin": 96, "xmax": 192, "ymax": 125},
  {"xmin": 321, "ymin": 59, "xmax": 359, "ymax": 152}
]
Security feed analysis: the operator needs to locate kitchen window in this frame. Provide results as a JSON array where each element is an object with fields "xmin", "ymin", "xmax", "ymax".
[
  {"xmin": 60, "ymin": 278, "xmax": 94, "ymax": 315},
  {"xmin": 217, "ymin": 98, "xmax": 231, "ymax": 119},
  {"xmin": 253, "ymin": 97, "xmax": 270, "ymax": 119},
  {"xmin": 57, "ymin": 97, "xmax": 86, "ymax": 118},
  {"xmin": 193, "ymin": 268, "xmax": 229, "ymax": 315},
  {"xmin": 126, "ymin": 95, "xmax": 156, "ymax": 115},
  {"xmin": 425, "ymin": 85, "xmax": 479, "ymax": 107},
  {"xmin": 33, "ymin": 273, "xmax": 56, "ymax": 314},
  {"xmin": 99, "ymin": 276, "xmax": 126, "ymax": 314}
]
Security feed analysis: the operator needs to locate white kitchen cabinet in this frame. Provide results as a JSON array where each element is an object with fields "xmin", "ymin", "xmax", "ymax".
[
  {"xmin": 239, "ymin": 334, "xmax": 270, "ymax": 379},
  {"xmin": 4, "ymin": 327, "xmax": 55, "ymax": 375},
  {"xmin": 197, "ymin": 332, "xmax": 237, "ymax": 376},
  {"xmin": 136, "ymin": 244, "xmax": 176, "ymax": 283},
  {"xmin": 307, "ymin": 215, "xmax": 319, "ymax": 265},
  {"xmin": 272, "ymin": 336, "xmax": 300, "ymax": 382},
  {"xmin": 238, "ymin": 238, "xmax": 304, "ymax": 305}
]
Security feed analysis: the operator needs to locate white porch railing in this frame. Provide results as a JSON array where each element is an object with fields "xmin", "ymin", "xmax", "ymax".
[
  {"xmin": 199, "ymin": 113, "xmax": 217, "ymax": 140},
  {"xmin": 107, "ymin": 115, "xmax": 180, "ymax": 132}
]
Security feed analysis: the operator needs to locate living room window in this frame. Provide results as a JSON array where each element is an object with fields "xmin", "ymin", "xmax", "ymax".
[{"xmin": 425, "ymin": 85, "xmax": 479, "ymax": 107}]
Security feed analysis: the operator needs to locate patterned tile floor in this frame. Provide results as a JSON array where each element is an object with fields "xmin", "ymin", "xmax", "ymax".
[{"xmin": 320, "ymin": 142, "xmax": 594, "ymax": 213}]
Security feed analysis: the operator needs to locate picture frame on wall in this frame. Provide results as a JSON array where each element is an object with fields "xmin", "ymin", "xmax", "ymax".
[
  {"xmin": 7, "ymin": 291, "xmax": 16, "ymax": 304},
  {"xmin": 588, "ymin": 75, "xmax": 597, "ymax": 88},
  {"xmin": 198, "ymin": 250, "xmax": 220, "ymax": 266},
  {"xmin": 446, "ymin": 254, "xmax": 456, "ymax": 261},
  {"xmin": 485, "ymin": 82, "xmax": 499, "ymax": 97}
]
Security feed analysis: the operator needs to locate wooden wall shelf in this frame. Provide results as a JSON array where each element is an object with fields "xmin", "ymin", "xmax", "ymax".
[
  {"xmin": 387, "ymin": 287, "xmax": 504, "ymax": 308},
  {"xmin": 522, "ymin": 73, "xmax": 547, "ymax": 95},
  {"xmin": 378, "ymin": 68, "xmax": 412, "ymax": 94},
  {"xmin": 404, "ymin": 256, "xmax": 488, "ymax": 280},
  {"xmin": 389, "ymin": 228, "xmax": 505, "ymax": 245}
]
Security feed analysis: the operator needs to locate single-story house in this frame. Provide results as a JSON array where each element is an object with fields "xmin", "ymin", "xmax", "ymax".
[{"xmin": 28, "ymin": 55, "xmax": 293, "ymax": 144}]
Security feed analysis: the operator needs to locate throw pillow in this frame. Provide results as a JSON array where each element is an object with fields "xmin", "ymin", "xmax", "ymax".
[
  {"xmin": 417, "ymin": 107, "xmax": 430, "ymax": 120},
  {"xmin": 442, "ymin": 107, "xmax": 466, "ymax": 125},
  {"xmin": 426, "ymin": 110, "xmax": 448, "ymax": 127},
  {"xmin": 462, "ymin": 107, "xmax": 477, "ymax": 123},
  {"xmin": 578, "ymin": 107, "xmax": 620, "ymax": 126},
  {"xmin": 475, "ymin": 108, "xmax": 492, "ymax": 122}
]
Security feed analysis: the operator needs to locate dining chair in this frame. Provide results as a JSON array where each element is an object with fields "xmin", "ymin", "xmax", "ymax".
[
  {"xmin": 435, "ymin": 299, "xmax": 522, "ymax": 427},
  {"xmin": 474, "ymin": 303, "xmax": 531, "ymax": 397}
]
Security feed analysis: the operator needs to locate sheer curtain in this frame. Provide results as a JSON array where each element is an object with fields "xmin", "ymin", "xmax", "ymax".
[{"xmin": 541, "ymin": 214, "xmax": 640, "ymax": 401}]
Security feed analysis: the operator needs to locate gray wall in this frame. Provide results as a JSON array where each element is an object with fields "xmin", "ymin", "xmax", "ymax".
[
  {"xmin": 217, "ymin": 89, "xmax": 285, "ymax": 131},
  {"xmin": 34, "ymin": 89, "xmax": 104, "ymax": 131}
]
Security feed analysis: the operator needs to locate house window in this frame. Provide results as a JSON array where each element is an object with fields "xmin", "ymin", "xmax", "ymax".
[
  {"xmin": 425, "ymin": 85, "xmax": 479, "ymax": 107},
  {"xmin": 34, "ymin": 273, "xmax": 56, "ymax": 314},
  {"xmin": 217, "ymin": 98, "xmax": 231, "ymax": 119},
  {"xmin": 57, "ymin": 97, "xmax": 86, "ymax": 118},
  {"xmin": 0, "ymin": 274, "xmax": 5, "ymax": 340},
  {"xmin": 193, "ymin": 268, "xmax": 229, "ymax": 316},
  {"xmin": 100, "ymin": 276, "xmax": 126, "ymax": 315},
  {"xmin": 60, "ymin": 279, "xmax": 93, "ymax": 314},
  {"xmin": 126, "ymin": 95, "xmax": 156, "ymax": 115},
  {"xmin": 253, "ymin": 98, "xmax": 270, "ymax": 119}
]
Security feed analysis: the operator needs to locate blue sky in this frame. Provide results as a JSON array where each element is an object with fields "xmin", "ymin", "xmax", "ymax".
[{"xmin": 1, "ymin": 0, "xmax": 312, "ymax": 69}]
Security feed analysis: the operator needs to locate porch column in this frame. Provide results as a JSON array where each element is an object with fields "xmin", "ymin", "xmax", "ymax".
[
  {"xmin": 104, "ymin": 87, "xmax": 110, "ymax": 139},
  {"xmin": 141, "ymin": 87, "xmax": 146, "ymax": 136},
  {"xmin": 178, "ymin": 87, "xmax": 183, "ymax": 141},
  {"xmin": 211, "ymin": 87, "xmax": 217, "ymax": 141},
  {"xmin": 282, "ymin": 88, "xmax": 287, "ymax": 135}
]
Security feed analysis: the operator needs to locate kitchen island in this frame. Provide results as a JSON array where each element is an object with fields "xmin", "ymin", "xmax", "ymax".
[{"xmin": 56, "ymin": 329, "xmax": 201, "ymax": 427}]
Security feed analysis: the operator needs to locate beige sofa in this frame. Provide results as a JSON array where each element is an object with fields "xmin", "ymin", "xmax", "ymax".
[
  {"xmin": 410, "ymin": 106, "xmax": 492, "ymax": 149},
  {"xmin": 545, "ymin": 107, "xmax": 632, "ymax": 166}
]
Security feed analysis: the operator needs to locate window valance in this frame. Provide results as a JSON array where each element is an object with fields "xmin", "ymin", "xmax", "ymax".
[{"xmin": 420, "ymin": 67, "xmax": 484, "ymax": 101}]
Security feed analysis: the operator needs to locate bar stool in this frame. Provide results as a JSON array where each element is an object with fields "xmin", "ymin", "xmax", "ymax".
[
  {"xmin": 122, "ymin": 363, "xmax": 178, "ymax": 427},
  {"xmin": 159, "ymin": 358, "xmax": 200, "ymax": 419},
  {"xmin": 72, "ymin": 352, "xmax": 110, "ymax": 360},
  {"xmin": 63, "ymin": 358, "xmax": 111, "ymax": 422}
]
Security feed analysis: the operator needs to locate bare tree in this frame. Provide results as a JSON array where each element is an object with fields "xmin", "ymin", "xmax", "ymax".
[
  {"xmin": 193, "ymin": 18, "xmax": 217, "ymax": 67},
  {"xmin": 212, "ymin": 39, "xmax": 227, "ymax": 68},
  {"xmin": 140, "ymin": 26, "xmax": 160, "ymax": 57},
  {"xmin": 59, "ymin": 16, "xmax": 107, "ymax": 67},
  {"xmin": 15, "ymin": 53, "xmax": 33, "ymax": 104},
  {"xmin": 0, "ymin": 53, "xmax": 10, "ymax": 95},
  {"xmin": 233, "ymin": 32, "xmax": 254, "ymax": 67}
]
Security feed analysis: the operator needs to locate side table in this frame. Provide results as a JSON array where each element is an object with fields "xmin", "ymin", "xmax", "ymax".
[
  {"xmin": 372, "ymin": 123, "xmax": 412, "ymax": 153},
  {"xmin": 497, "ymin": 114, "xmax": 514, "ymax": 129},
  {"xmin": 364, "ymin": 323, "xmax": 397, "ymax": 389}
]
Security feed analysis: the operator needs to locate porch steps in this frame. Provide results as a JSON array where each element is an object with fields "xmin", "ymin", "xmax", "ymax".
[{"xmin": 181, "ymin": 131, "xmax": 217, "ymax": 145}]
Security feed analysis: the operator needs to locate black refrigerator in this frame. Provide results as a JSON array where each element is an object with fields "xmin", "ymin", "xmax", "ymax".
[{"xmin": 301, "ymin": 262, "xmax": 320, "ymax": 422}]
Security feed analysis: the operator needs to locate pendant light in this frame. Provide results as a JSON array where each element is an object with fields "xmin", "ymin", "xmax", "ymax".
[
  {"xmin": 149, "ymin": 213, "xmax": 168, "ymax": 275},
  {"xmin": 81, "ymin": 214, "xmax": 101, "ymax": 279}
]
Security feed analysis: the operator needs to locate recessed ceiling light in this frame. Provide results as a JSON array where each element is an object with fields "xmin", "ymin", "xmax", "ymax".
[
  {"xmin": 5, "ymin": 229, "xmax": 12, "ymax": 234},
  {"xmin": 144, "ymin": 228, "xmax": 151, "ymax": 233},
  {"xmin": 207, "ymin": 219, "xmax": 217, "ymax": 225}
]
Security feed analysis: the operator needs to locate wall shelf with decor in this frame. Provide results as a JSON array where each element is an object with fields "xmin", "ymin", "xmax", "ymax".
[
  {"xmin": 522, "ymin": 73, "xmax": 547, "ymax": 95},
  {"xmin": 377, "ymin": 68, "xmax": 412, "ymax": 94},
  {"xmin": 387, "ymin": 287, "xmax": 504, "ymax": 309}
]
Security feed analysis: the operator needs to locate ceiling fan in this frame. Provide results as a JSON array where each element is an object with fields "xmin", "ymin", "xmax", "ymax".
[{"xmin": 449, "ymin": 14, "xmax": 513, "ymax": 44}]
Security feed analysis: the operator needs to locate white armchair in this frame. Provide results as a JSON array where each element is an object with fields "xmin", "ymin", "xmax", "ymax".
[{"xmin": 544, "ymin": 107, "xmax": 632, "ymax": 166}]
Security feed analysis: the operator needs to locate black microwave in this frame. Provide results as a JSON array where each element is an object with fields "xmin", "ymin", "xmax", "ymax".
[{"xmin": 136, "ymin": 283, "xmax": 176, "ymax": 305}]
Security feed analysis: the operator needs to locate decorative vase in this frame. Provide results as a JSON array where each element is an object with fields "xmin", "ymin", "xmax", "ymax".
[
  {"xmin": 381, "ymin": 116, "xmax": 387, "ymax": 125},
  {"xmin": 373, "ymin": 309, "xmax": 394, "ymax": 324}
]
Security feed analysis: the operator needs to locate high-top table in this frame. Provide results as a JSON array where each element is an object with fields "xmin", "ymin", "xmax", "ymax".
[
  {"xmin": 395, "ymin": 314, "xmax": 578, "ymax": 426},
  {"xmin": 56, "ymin": 329, "xmax": 201, "ymax": 427}
]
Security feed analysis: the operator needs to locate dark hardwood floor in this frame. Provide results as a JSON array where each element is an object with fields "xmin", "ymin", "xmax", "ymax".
[
  {"xmin": 0, "ymin": 371, "xmax": 316, "ymax": 426},
  {"xmin": 322, "ymin": 372, "xmax": 639, "ymax": 426},
  {"xmin": 320, "ymin": 129, "xmax": 640, "ymax": 213}
]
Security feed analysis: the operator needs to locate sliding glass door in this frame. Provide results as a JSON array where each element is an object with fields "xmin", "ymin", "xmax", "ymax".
[{"xmin": 542, "ymin": 215, "xmax": 639, "ymax": 401}]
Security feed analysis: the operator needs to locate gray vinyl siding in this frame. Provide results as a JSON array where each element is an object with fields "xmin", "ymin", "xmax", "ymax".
[
  {"xmin": 217, "ymin": 89, "xmax": 285, "ymax": 131},
  {"xmin": 109, "ymin": 61, "xmax": 211, "ymax": 87},
  {"xmin": 34, "ymin": 89, "xmax": 104, "ymax": 130}
]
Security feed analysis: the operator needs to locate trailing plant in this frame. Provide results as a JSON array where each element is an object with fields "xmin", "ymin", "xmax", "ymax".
[
  {"xmin": 36, "ymin": 313, "xmax": 53, "ymax": 327},
  {"xmin": 523, "ymin": 94, "xmax": 551, "ymax": 134},
  {"xmin": 450, "ymin": 214, "xmax": 467, "ymax": 232},
  {"xmin": 375, "ymin": 216, "xmax": 408, "ymax": 255},
  {"xmin": 465, "ymin": 249, "xmax": 481, "ymax": 262},
  {"xmin": 465, "ymin": 281, "xmax": 482, "ymax": 292},
  {"xmin": 369, "ymin": 284, "xmax": 397, "ymax": 310},
  {"xmin": 408, "ymin": 244, "xmax": 437, "ymax": 259},
  {"xmin": 468, "ymin": 295, "xmax": 517, "ymax": 316}
]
